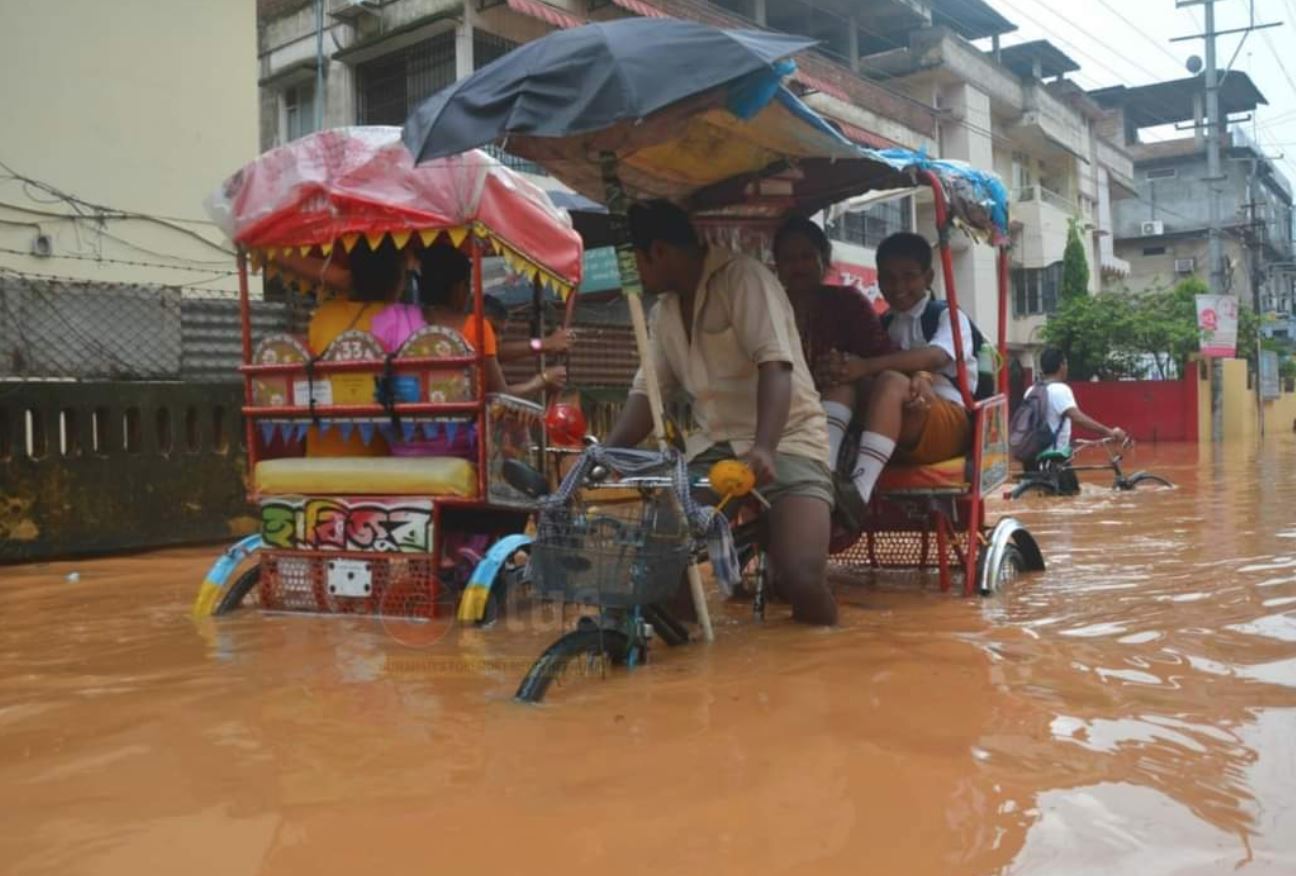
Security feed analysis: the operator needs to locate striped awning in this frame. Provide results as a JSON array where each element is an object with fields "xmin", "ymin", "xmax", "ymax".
[
  {"xmin": 609, "ymin": 0, "xmax": 669, "ymax": 18},
  {"xmin": 505, "ymin": 0, "xmax": 584, "ymax": 30}
]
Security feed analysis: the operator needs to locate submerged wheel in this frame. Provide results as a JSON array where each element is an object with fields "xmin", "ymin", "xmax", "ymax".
[
  {"xmin": 1124, "ymin": 472, "xmax": 1174, "ymax": 490},
  {"xmin": 978, "ymin": 544, "xmax": 1025, "ymax": 595},
  {"xmin": 476, "ymin": 546, "xmax": 532, "ymax": 627},
  {"xmin": 515, "ymin": 627, "xmax": 632, "ymax": 704},
  {"xmin": 213, "ymin": 566, "xmax": 261, "ymax": 616},
  {"xmin": 1010, "ymin": 480, "xmax": 1058, "ymax": 500}
]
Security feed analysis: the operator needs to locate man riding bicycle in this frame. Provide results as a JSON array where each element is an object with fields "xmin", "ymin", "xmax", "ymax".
[{"xmin": 604, "ymin": 200, "xmax": 838, "ymax": 626}]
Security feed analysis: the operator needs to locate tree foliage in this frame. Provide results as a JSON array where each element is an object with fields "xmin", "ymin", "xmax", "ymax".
[
  {"xmin": 1061, "ymin": 218, "xmax": 1090, "ymax": 302},
  {"xmin": 1041, "ymin": 276, "xmax": 1261, "ymax": 380}
]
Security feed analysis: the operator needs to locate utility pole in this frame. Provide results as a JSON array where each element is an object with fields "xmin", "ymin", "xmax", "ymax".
[
  {"xmin": 1204, "ymin": 0, "xmax": 1225, "ymax": 444},
  {"xmin": 1175, "ymin": 0, "xmax": 1283, "ymax": 442}
]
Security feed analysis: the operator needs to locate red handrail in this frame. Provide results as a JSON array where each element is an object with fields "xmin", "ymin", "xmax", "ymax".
[
  {"xmin": 919, "ymin": 169, "xmax": 975, "ymax": 409},
  {"xmin": 243, "ymin": 402, "xmax": 480, "ymax": 418},
  {"xmin": 240, "ymin": 355, "xmax": 477, "ymax": 376}
]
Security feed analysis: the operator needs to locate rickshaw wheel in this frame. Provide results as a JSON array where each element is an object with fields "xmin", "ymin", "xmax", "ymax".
[
  {"xmin": 476, "ymin": 547, "xmax": 532, "ymax": 627},
  {"xmin": 980, "ymin": 544, "xmax": 1024, "ymax": 594},
  {"xmin": 213, "ymin": 566, "xmax": 261, "ymax": 616}
]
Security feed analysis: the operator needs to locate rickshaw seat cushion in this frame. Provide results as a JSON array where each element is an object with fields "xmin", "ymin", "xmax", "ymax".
[
  {"xmin": 254, "ymin": 456, "xmax": 478, "ymax": 497},
  {"xmin": 1036, "ymin": 448, "xmax": 1072, "ymax": 462},
  {"xmin": 876, "ymin": 455, "xmax": 969, "ymax": 494}
]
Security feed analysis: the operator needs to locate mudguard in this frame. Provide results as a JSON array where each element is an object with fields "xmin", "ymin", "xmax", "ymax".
[
  {"xmin": 979, "ymin": 517, "xmax": 1044, "ymax": 595},
  {"xmin": 457, "ymin": 533, "xmax": 533, "ymax": 622},
  {"xmin": 191, "ymin": 534, "xmax": 264, "ymax": 618}
]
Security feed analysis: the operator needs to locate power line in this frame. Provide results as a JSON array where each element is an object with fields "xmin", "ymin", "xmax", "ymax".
[{"xmin": 0, "ymin": 246, "xmax": 237, "ymax": 276}]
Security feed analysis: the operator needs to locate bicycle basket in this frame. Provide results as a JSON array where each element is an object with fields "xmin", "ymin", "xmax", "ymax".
[{"xmin": 530, "ymin": 491, "xmax": 692, "ymax": 608}]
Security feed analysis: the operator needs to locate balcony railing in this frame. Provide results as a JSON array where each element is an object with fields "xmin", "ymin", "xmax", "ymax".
[
  {"xmin": 482, "ymin": 144, "xmax": 546, "ymax": 177},
  {"xmin": 1014, "ymin": 184, "xmax": 1077, "ymax": 216}
]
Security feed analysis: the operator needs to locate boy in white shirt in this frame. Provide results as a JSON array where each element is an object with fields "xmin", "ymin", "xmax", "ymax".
[
  {"xmin": 1024, "ymin": 346, "xmax": 1127, "ymax": 493},
  {"xmin": 820, "ymin": 233, "xmax": 978, "ymax": 508}
]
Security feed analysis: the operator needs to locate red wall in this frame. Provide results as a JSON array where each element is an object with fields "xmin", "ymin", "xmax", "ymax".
[{"xmin": 1068, "ymin": 376, "xmax": 1198, "ymax": 443}]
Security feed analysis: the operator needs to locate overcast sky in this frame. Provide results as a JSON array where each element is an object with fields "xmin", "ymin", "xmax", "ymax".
[{"xmin": 972, "ymin": 0, "xmax": 1296, "ymax": 183}]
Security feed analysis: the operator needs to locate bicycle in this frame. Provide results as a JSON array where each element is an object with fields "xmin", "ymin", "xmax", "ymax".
[
  {"xmin": 1010, "ymin": 437, "xmax": 1174, "ymax": 499},
  {"xmin": 502, "ymin": 447, "xmax": 767, "ymax": 703}
]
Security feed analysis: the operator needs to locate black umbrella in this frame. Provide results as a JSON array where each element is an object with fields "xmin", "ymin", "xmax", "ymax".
[
  {"xmin": 401, "ymin": 18, "xmax": 885, "ymax": 643},
  {"xmin": 403, "ymin": 19, "xmax": 814, "ymax": 163}
]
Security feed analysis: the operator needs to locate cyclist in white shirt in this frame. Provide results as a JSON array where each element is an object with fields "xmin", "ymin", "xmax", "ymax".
[{"xmin": 1024, "ymin": 346, "xmax": 1127, "ymax": 493}]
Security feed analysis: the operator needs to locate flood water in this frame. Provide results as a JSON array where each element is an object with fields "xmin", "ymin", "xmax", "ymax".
[{"xmin": 2, "ymin": 438, "xmax": 1295, "ymax": 875}]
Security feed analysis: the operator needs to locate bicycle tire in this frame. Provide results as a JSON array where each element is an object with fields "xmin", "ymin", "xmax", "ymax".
[
  {"xmin": 1010, "ymin": 480, "xmax": 1058, "ymax": 500},
  {"xmin": 515, "ymin": 628, "xmax": 632, "ymax": 704},
  {"xmin": 980, "ymin": 544, "xmax": 1025, "ymax": 595},
  {"xmin": 213, "ymin": 566, "xmax": 260, "ymax": 616},
  {"xmin": 643, "ymin": 603, "xmax": 689, "ymax": 647},
  {"xmin": 1126, "ymin": 472, "xmax": 1174, "ymax": 490}
]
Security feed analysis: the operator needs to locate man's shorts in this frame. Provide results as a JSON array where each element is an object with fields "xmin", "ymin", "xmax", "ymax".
[
  {"xmin": 689, "ymin": 443, "xmax": 834, "ymax": 509},
  {"xmin": 894, "ymin": 396, "xmax": 972, "ymax": 465}
]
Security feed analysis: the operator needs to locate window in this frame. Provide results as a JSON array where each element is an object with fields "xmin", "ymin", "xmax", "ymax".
[
  {"xmin": 473, "ymin": 30, "xmax": 517, "ymax": 70},
  {"xmin": 1142, "ymin": 246, "xmax": 1168, "ymax": 256},
  {"xmin": 826, "ymin": 197, "xmax": 912, "ymax": 249},
  {"xmin": 357, "ymin": 32, "xmax": 457, "ymax": 125},
  {"xmin": 1146, "ymin": 167, "xmax": 1178, "ymax": 181},
  {"xmin": 710, "ymin": 0, "xmax": 757, "ymax": 20},
  {"xmin": 1013, "ymin": 262, "xmax": 1063, "ymax": 317},
  {"xmin": 284, "ymin": 82, "xmax": 317, "ymax": 142}
]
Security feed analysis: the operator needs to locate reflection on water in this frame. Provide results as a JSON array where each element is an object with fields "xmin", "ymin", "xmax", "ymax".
[{"xmin": 2, "ymin": 438, "xmax": 1295, "ymax": 874}]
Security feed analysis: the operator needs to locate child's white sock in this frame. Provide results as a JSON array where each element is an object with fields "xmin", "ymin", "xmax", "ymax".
[
  {"xmin": 823, "ymin": 401, "xmax": 852, "ymax": 470},
  {"xmin": 852, "ymin": 431, "xmax": 897, "ymax": 503}
]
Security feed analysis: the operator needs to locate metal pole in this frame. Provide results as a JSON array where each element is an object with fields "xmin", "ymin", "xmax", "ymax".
[
  {"xmin": 314, "ymin": 0, "xmax": 326, "ymax": 132},
  {"xmin": 1205, "ymin": 0, "xmax": 1225, "ymax": 443}
]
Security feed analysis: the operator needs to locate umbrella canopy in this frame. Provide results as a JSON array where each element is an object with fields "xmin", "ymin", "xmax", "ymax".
[
  {"xmin": 404, "ymin": 19, "xmax": 815, "ymax": 158},
  {"xmin": 206, "ymin": 126, "xmax": 584, "ymax": 295}
]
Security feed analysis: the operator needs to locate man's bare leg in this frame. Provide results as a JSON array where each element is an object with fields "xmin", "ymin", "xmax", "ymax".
[{"xmin": 767, "ymin": 494, "xmax": 836, "ymax": 625}]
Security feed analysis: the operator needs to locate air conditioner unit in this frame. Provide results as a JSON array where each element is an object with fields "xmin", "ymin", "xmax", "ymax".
[
  {"xmin": 329, "ymin": 0, "xmax": 380, "ymax": 20},
  {"xmin": 1141, "ymin": 220, "xmax": 1165, "ymax": 236},
  {"xmin": 1174, "ymin": 257, "xmax": 1196, "ymax": 274}
]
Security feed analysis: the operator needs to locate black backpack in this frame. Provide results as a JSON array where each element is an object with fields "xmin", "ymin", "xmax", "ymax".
[
  {"xmin": 882, "ymin": 299, "xmax": 994, "ymax": 400},
  {"xmin": 1009, "ymin": 381, "xmax": 1061, "ymax": 463}
]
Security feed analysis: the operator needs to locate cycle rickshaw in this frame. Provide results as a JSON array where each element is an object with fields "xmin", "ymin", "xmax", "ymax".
[
  {"xmin": 192, "ymin": 126, "xmax": 584, "ymax": 623},
  {"xmin": 395, "ymin": 17, "xmax": 1047, "ymax": 698}
]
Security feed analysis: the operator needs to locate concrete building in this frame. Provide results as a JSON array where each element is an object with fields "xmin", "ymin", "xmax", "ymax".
[
  {"xmin": 864, "ymin": 31, "xmax": 1137, "ymax": 360},
  {"xmin": 253, "ymin": 0, "xmax": 1134, "ymax": 364},
  {"xmin": 0, "ymin": 0, "xmax": 259, "ymax": 294},
  {"xmin": 1092, "ymin": 75, "xmax": 1295, "ymax": 340}
]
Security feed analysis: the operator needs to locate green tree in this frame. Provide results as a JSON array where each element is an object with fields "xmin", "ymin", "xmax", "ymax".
[
  {"xmin": 1041, "ymin": 291, "xmax": 1140, "ymax": 380},
  {"xmin": 1061, "ymin": 218, "xmax": 1090, "ymax": 302},
  {"xmin": 1043, "ymin": 275, "xmax": 1263, "ymax": 380}
]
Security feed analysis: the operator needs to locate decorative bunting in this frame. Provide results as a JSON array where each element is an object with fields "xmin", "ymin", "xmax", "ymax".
[
  {"xmin": 390, "ymin": 230, "xmax": 412, "ymax": 249},
  {"xmin": 378, "ymin": 422, "xmax": 396, "ymax": 442},
  {"xmin": 259, "ymin": 422, "xmax": 276, "ymax": 445},
  {"xmin": 358, "ymin": 422, "xmax": 376, "ymax": 446},
  {"xmin": 446, "ymin": 422, "xmax": 458, "ymax": 445},
  {"xmin": 317, "ymin": 419, "xmax": 332, "ymax": 437},
  {"xmin": 418, "ymin": 228, "xmax": 441, "ymax": 247},
  {"xmin": 298, "ymin": 245, "xmax": 313, "ymax": 257},
  {"xmin": 295, "ymin": 422, "xmax": 311, "ymax": 443},
  {"xmin": 338, "ymin": 422, "xmax": 354, "ymax": 442},
  {"xmin": 421, "ymin": 421, "xmax": 439, "ymax": 441},
  {"xmin": 365, "ymin": 231, "xmax": 385, "ymax": 250},
  {"xmin": 448, "ymin": 227, "xmax": 469, "ymax": 248},
  {"xmin": 340, "ymin": 234, "xmax": 359, "ymax": 253},
  {"xmin": 320, "ymin": 241, "xmax": 334, "ymax": 256},
  {"xmin": 401, "ymin": 421, "xmax": 417, "ymax": 443}
]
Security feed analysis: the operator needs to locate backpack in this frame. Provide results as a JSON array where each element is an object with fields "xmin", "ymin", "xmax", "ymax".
[
  {"xmin": 882, "ymin": 299, "xmax": 995, "ymax": 400},
  {"xmin": 1009, "ymin": 381, "xmax": 1061, "ymax": 463}
]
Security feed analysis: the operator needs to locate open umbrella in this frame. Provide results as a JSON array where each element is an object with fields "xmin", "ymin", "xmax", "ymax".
[{"xmin": 401, "ymin": 19, "xmax": 935, "ymax": 640}]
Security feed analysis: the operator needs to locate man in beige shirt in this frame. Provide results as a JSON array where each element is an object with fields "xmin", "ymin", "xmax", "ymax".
[{"xmin": 606, "ymin": 200, "xmax": 837, "ymax": 626}]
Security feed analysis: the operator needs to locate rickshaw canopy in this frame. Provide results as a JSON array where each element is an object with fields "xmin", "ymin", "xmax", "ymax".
[{"xmin": 206, "ymin": 126, "xmax": 584, "ymax": 296}]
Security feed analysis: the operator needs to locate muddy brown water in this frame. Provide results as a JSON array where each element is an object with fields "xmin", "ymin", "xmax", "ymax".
[{"xmin": 2, "ymin": 438, "xmax": 1295, "ymax": 875}]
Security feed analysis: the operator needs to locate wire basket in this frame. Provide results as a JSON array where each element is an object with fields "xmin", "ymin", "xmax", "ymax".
[{"xmin": 530, "ymin": 491, "xmax": 693, "ymax": 608}]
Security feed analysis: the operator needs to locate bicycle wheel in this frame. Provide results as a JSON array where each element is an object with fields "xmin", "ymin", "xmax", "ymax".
[
  {"xmin": 515, "ymin": 627, "xmax": 632, "ymax": 704},
  {"xmin": 1125, "ymin": 472, "xmax": 1174, "ymax": 490},
  {"xmin": 213, "ymin": 566, "xmax": 261, "ymax": 616},
  {"xmin": 979, "ymin": 544, "xmax": 1025, "ymax": 595},
  {"xmin": 1010, "ymin": 480, "xmax": 1058, "ymax": 500}
]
